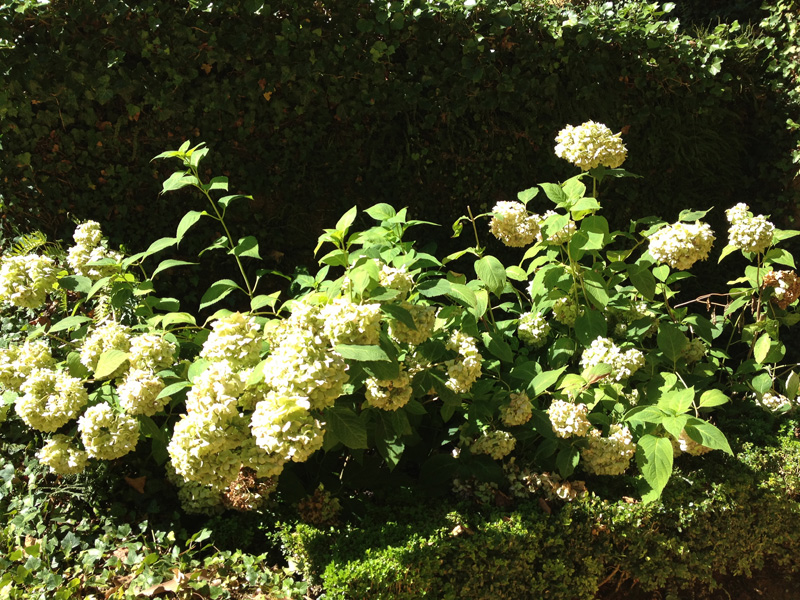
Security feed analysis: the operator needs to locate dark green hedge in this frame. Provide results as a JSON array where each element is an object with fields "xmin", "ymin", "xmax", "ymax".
[
  {"xmin": 281, "ymin": 436, "xmax": 800, "ymax": 599},
  {"xmin": 1, "ymin": 0, "xmax": 797, "ymax": 299}
]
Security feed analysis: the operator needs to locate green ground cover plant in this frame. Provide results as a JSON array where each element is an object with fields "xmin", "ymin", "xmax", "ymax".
[{"xmin": 1, "ymin": 122, "xmax": 799, "ymax": 597}]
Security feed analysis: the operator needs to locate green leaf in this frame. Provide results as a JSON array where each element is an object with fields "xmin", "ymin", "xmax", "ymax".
[
  {"xmin": 335, "ymin": 344, "xmax": 391, "ymax": 362},
  {"xmin": 49, "ymin": 315, "xmax": 92, "ymax": 333},
  {"xmin": 218, "ymin": 194, "xmax": 251, "ymax": 210},
  {"xmin": 574, "ymin": 309, "xmax": 607, "ymax": 347},
  {"xmin": 199, "ymin": 279, "xmax": 241, "ymax": 310},
  {"xmin": 570, "ymin": 197, "xmax": 601, "ymax": 218},
  {"xmin": 753, "ymin": 333, "xmax": 771, "ymax": 364},
  {"xmin": 474, "ymin": 255, "xmax": 507, "ymax": 297},
  {"xmin": 175, "ymin": 210, "xmax": 208, "ymax": 244},
  {"xmin": 540, "ymin": 182, "xmax": 567, "ymax": 205},
  {"xmin": 657, "ymin": 387, "xmax": 695, "ymax": 414},
  {"xmin": 471, "ymin": 289, "xmax": 489, "ymax": 320},
  {"xmin": 325, "ymin": 406, "xmax": 368, "ymax": 449},
  {"xmin": 319, "ymin": 249, "xmax": 349, "ymax": 267},
  {"xmin": 786, "ymin": 371, "xmax": 800, "ymax": 401},
  {"xmin": 577, "ymin": 215, "xmax": 609, "ymax": 250},
  {"xmin": 447, "ymin": 282, "xmax": 477, "ymax": 309},
  {"xmin": 58, "ymin": 275, "xmax": 93, "ymax": 295},
  {"xmin": 698, "ymin": 389, "xmax": 729, "ymax": 408},
  {"xmin": 188, "ymin": 359, "xmax": 211, "ymax": 382},
  {"xmin": 530, "ymin": 366, "xmax": 567, "ymax": 396},
  {"xmin": 660, "ymin": 415, "xmax": 689, "ymax": 440},
  {"xmin": 94, "ymin": 349, "xmax": 129, "ymax": 379},
  {"xmin": 505, "ymin": 265, "xmax": 527, "ymax": 282},
  {"xmin": 684, "ymin": 418, "xmax": 732, "ymax": 454},
  {"xmin": 151, "ymin": 259, "xmax": 197, "ymax": 279},
  {"xmin": 66, "ymin": 352, "xmax": 90, "ymax": 379},
  {"xmin": 156, "ymin": 381, "xmax": 191, "ymax": 400},
  {"xmin": 161, "ymin": 312, "xmax": 197, "ymax": 328},
  {"xmin": 657, "ymin": 321, "xmax": 689, "ymax": 363},
  {"xmin": 481, "ymin": 331, "xmax": 514, "ymax": 363},
  {"xmin": 161, "ymin": 171, "xmax": 199, "ymax": 193},
  {"xmin": 625, "ymin": 405, "xmax": 666, "ymax": 427},
  {"xmin": 556, "ymin": 446, "xmax": 580, "ymax": 478},
  {"xmin": 381, "ymin": 303, "xmax": 417, "ymax": 330},
  {"xmin": 636, "ymin": 434, "xmax": 674, "ymax": 503},
  {"xmin": 750, "ymin": 372, "xmax": 772, "ymax": 394},
  {"xmin": 582, "ymin": 270, "xmax": 609, "ymax": 309},
  {"xmin": 627, "ymin": 261, "xmax": 656, "ymax": 300},
  {"xmin": 250, "ymin": 292, "xmax": 280, "ymax": 312},
  {"xmin": 335, "ymin": 205, "xmax": 358, "ymax": 232},
  {"xmin": 231, "ymin": 236, "xmax": 261, "ymax": 260},
  {"xmin": 678, "ymin": 208, "xmax": 712, "ymax": 222},
  {"xmin": 718, "ymin": 244, "xmax": 738, "ymax": 263},
  {"xmin": 517, "ymin": 186, "xmax": 539, "ymax": 203},
  {"xmin": 364, "ymin": 203, "xmax": 396, "ymax": 221},
  {"xmin": 562, "ymin": 175, "xmax": 586, "ymax": 201}
]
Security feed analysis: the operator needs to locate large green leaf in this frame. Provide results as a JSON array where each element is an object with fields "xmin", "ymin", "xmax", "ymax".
[
  {"xmin": 199, "ymin": 279, "xmax": 242, "ymax": 310},
  {"xmin": 657, "ymin": 387, "xmax": 695, "ymax": 415},
  {"xmin": 94, "ymin": 349, "xmax": 129, "ymax": 380},
  {"xmin": 474, "ymin": 255, "xmax": 506, "ymax": 297},
  {"xmin": 574, "ymin": 309, "xmax": 607, "ymax": 347},
  {"xmin": 627, "ymin": 261, "xmax": 656, "ymax": 300},
  {"xmin": 657, "ymin": 321, "xmax": 688, "ymax": 363},
  {"xmin": 481, "ymin": 331, "xmax": 514, "ymax": 363},
  {"xmin": 151, "ymin": 259, "xmax": 198, "ymax": 279},
  {"xmin": 636, "ymin": 434, "xmax": 674, "ymax": 503},
  {"xmin": 335, "ymin": 344, "xmax": 391, "ymax": 362},
  {"xmin": 231, "ymin": 236, "xmax": 261, "ymax": 260},
  {"xmin": 325, "ymin": 406, "xmax": 368, "ymax": 449},
  {"xmin": 684, "ymin": 418, "xmax": 732, "ymax": 454},
  {"xmin": 531, "ymin": 366, "xmax": 567, "ymax": 396},
  {"xmin": 49, "ymin": 315, "xmax": 92, "ymax": 333}
]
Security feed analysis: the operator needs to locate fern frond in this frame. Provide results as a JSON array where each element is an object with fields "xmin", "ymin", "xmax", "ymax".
[{"xmin": 7, "ymin": 231, "xmax": 49, "ymax": 257}]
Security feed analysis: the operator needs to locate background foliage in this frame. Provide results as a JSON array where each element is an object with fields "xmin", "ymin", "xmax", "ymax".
[{"xmin": 1, "ymin": 0, "xmax": 798, "ymax": 303}]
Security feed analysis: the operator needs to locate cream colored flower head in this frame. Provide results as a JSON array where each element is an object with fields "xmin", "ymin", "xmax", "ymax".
[
  {"xmin": 554, "ymin": 121, "xmax": 627, "ymax": 171},
  {"xmin": 489, "ymin": 201, "xmax": 540, "ymax": 247},
  {"xmin": 648, "ymin": 221, "xmax": 715, "ymax": 270},
  {"xmin": 725, "ymin": 203, "xmax": 774, "ymax": 254}
]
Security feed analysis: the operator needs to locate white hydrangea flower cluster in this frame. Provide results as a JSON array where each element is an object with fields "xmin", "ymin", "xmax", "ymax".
[
  {"xmin": 186, "ymin": 360, "xmax": 248, "ymax": 417},
  {"xmin": 726, "ymin": 203, "xmax": 774, "ymax": 254},
  {"xmin": 489, "ymin": 201, "xmax": 540, "ymax": 247},
  {"xmin": 66, "ymin": 221, "xmax": 123, "ymax": 280},
  {"xmin": 581, "ymin": 425, "xmax": 636, "ymax": 475},
  {"xmin": 166, "ymin": 464, "xmax": 224, "ymax": 515},
  {"xmin": 168, "ymin": 411, "xmax": 254, "ymax": 490},
  {"xmin": 676, "ymin": 429, "xmax": 712, "ymax": 456},
  {"xmin": 78, "ymin": 402, "xmax": 139, "ymax": 460},
  {"xmin": 79, "ymin": 321, "xmax": 132, "ymax": 375},
  {"xmin": 117, "ymin": 368, "xmax": 169, "ymax": 416},
  {"xmin": 763, "ymin": 270, "xmax": 800, "ymax": 309},
  {"xmin": 379, "ymin": 263, "xmax": 414, "ymax": 299},
  {"xmin": 535, "ymin": 211, "xmax": 577, "ymax": 245},
  {"xmin": 518, "ymin": 312, "xmax": 550, "ymax": 346},
  {"xmin": 648, "ymin": 221, "xmax": 715, "ymax": 270},
  {"xmin": 756, "ymin": 391, "xmax": 792, "ymax": 412},
  {"xmin": 0, "ymin": 254, "xmax": 58, "ymax": 309},
  {"xmin": 200, "ymin": 312, "xmax": 262, "ymax": 367},
  {"xmin": 547, "ymin": 399, "xmax": 591, "ymax": 438},
  {"xmin": 36, "ymin": 435, "xmax": 89, "ymax": 475},
  {"xmin": 681, "ymin": 338, "xmax": 706, "ymax": 363},
  {"xmin": 500, "ymin": 391, "xmax": 533, "ymax": 427},
  {"xmin": 128, "ymin": 333, "xmax": 176, "ymax": 370},
  {"xmin": 15, "ymin": 368, "xmax": 88, "ymax": 432},
  {"xmin": 320, "ymin": 298, "xmax": 382, "ymax": 346},
  {"xmin": 445, "ymin": 330, "xmax": 482, "ymax": 394},
  {"xmin": 250, "ymin": 392, "xmax": 325, "ymax": 463},
  {"xmin": 365, "ymin": 367, "xmax": 414, "ymax": 411},
  {"xmin": 0, "ymin": 339, "xmax": 56, "ymax": 392},
  {"xmin": 554, "ymin": 121, "xmax": 627, "ymax": 171},
  {"xmin": 388, "ymin": 302, "xmax": 437, "ymax": 346},
  {"xmin": 581, "ymin": 337, "xmax": 645, "ymax": 381},
  {"xmin": 552, "ymin": 296, "xmax": 580, "ymax": 327},
  {"xmin": 262, "ymin": 328, "xmax": 348, "ymax": 411},
  {"xmin": 470, "ymin": 430, "xmax": 516, "ymax": 460}
]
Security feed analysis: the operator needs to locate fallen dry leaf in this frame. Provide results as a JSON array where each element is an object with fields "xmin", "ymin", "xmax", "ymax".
[{"xmin": 125, "ymin": 475, "xmax": 147, "ymax": 494}]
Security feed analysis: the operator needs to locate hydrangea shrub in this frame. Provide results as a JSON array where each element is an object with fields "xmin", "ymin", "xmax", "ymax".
[{"xmin": 1, "ymin": 126, "xmax": 798, "ymax": 514}]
